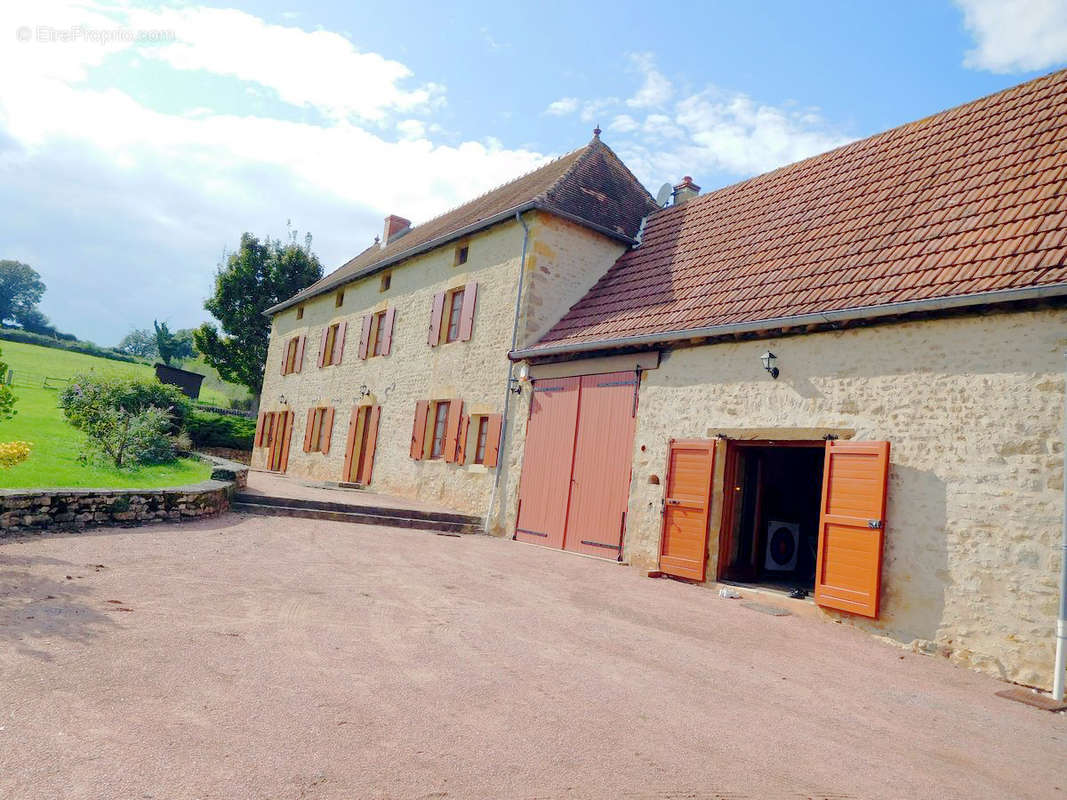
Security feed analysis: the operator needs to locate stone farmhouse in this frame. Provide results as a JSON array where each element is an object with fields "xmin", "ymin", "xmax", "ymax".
[{"xmin": 256, "ymin": 69, "xmax": 1067, "ymax": 690}]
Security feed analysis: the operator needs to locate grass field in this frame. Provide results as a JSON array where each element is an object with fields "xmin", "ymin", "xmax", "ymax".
[{"xmin": 0, "ymin": 341, "xmax": 229, "ymax": 489}]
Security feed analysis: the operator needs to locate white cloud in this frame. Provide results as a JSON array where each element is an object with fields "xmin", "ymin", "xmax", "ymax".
[
  {"xmin": 608, "ymin": 114, "xmax": 639, "ymax": 133},
  {"xmin": 955, "ymin": 0, "xmax": 1067, "ymax": 73},
  {"xmin": 544, "ymin": 97, "xmax": 579, "ymax": 116},
  {"xmin": 625, "ymin": 52, "xmax": 673, "ymax": 109}
]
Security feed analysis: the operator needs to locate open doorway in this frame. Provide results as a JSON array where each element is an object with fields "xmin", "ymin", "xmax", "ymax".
[{"xmin": 719, "ymin": 442, "xmax": 825, "ymax": 596}]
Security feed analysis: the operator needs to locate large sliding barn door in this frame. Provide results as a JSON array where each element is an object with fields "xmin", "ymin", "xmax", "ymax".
[
  {"xmin": 814, "ymin": 440, "xmax": 891, "ymax": 618},
  {"xmin": 515, "ymin": 371, "xmax": 638, "ymax": 559}
]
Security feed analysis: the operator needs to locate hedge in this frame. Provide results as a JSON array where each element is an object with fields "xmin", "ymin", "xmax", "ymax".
[
  {"xmin": 0, "ymin": 328, "xmax": 142, "ymax": 364},
  {"xmin": 185, "ymin": 410, "xmax": 256, "ymax": 450}
]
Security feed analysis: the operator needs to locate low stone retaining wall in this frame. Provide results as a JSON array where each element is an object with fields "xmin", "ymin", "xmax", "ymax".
[{"xmin": 0, "ymin": 454, "xmax": 248, "ymax": 536}]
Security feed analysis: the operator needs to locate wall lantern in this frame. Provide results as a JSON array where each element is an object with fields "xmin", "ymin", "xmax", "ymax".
[
  {"xmin": 278, "ymin": 394, "xmax": 288, "ymax": 405},
  {"xmin": 509, "ymin": 363, "xmax": 530, "ymax": 394},
  {"xmin": 760, "ymin": 351, "xmax": 780, "ymax": 379}
]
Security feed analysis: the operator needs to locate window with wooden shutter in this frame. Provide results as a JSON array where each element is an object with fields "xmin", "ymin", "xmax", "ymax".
[
  {"xmin": 381, "ymin": 307, "xmax": 395, "ymax": 355},
  {"xmin": 482, "ymin": 413, "xmax": 502, "ymax": 467},
  {"xmin": 443, "ymin": 401, "xmax": 463, "ymax": 462},
  {"xmin": 458, "ymin": 281, "xmax": 477, "ymax": 341},
  {"xmin": 431, "ymin": 401, "xmax": 451, "ymax": 459},
  {"xmin": 255, "ymin": 412, "xmax": 267, "ymax": 446},
  {"xmin": 303, "ymin": 409, "xmax": 316, "ymax": 452},
  {"xmin": 318, "ymin": 327, "xmax": 330, "ymax": 367},
  {"xmin": 359, "ymin": 314, "xmax": 372, "ymax": 360},
  {"xmin": 445, "ymin": 288, "xmax": 464, "ymax": 343},
  {"xmin": 361, "ymin": 309, "xmax": 392, "ymax": 358},
  {"xmin": 303, "ymin": 407, "xmax": 335, "ymax": 454},
  {"xmin": 282, "ymin": 336, "xmax": 304, "ymax": 375},
  {"xmin": 456, "ymin": 414, "xmax": 470, "ymax": 465},
  {"xmin": 410, "ymin": 400, "xmax": 429, "ymax": 460},
  {"xmin": 331, "ymin": 322, "xmax": 346, "ymax": 365},
  {"xmin": 428, "ymin": 292, "xmax": 445, "ymax": 346}
]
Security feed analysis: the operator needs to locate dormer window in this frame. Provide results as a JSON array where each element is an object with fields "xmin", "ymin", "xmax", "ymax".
[{"xmin": 454, "ymin": 243, "xmax": 469, "ymax": 266}]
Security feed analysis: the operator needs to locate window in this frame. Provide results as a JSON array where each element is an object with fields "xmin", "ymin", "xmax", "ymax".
[
  {"xmin": 304, "ymin": 407, "xmax": 334, "ymax": 454},
  {"xmin": 430, "ymin": 401, "xmax": 450, "ymax": 459},
  {"xmin": 296, "ymin": 305, "xmax": 304, "ymax": 320},
  {"xmin": 454, "ymin": 243, "xmax": 469, "ymax": 266},
  {"xmin": 371, "ymin": 310, "xmax": 388, "ymax": 356},
  {"xmin": 335, "ymin": 290, "xmax": 345, "ymax": 308},
  {"xmin": 380, "ymin": 271, "xmax": 391, "ymax": 292},
  {"xmin": 445, "ymin": 287, "xmax": 465, "ymax": 343},
  {"xmin": 283, "ymin": 336, "xmax": 304, "ymax": 375},
  {"xmin": 323, "ymin": 324, "xmax": 338, "ymax": 365},
  {"xmin": 320, "ymin": 321, "xmax": 347, "ymax": 367},
  {"xmin": 474, "ymin": 416, "xmax": 489, "ymax": 464}
]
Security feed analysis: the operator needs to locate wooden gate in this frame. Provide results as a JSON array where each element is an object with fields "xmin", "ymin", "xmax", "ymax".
[
  {"xmin": 658, "ymin": 439, "xmax": 716, "ymax": 581},
  {"xmin": 814, "ymin": 440, "xmax": 891, "ymax": 618}
]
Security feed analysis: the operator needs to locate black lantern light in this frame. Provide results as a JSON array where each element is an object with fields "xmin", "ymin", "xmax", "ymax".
[{"xmin": 760, "ymin": 351, "xmax": 779, "ymax": 379}]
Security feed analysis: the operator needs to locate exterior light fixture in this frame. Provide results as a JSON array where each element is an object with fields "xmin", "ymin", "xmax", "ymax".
[
  {"xmin": 509, "ymin": 363, "xmax": 529, "ymax": 394},
  {"xmin": 278, "ymin": 394, "xmax": 288, "ymax": 405},
  {"xmin": 760, "ymin": 351, "xmax": 779, "ymax": 379}
]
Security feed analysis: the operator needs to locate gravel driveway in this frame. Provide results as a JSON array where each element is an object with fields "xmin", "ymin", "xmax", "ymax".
[{"xmin": 1, "ymin": 514, "xmax": 1063, "ymax": 799}]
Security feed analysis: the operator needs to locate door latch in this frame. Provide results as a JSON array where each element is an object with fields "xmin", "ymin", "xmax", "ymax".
[{"xmin": 867, "ymin": 519, "xmax": 884, "ymax": 529}]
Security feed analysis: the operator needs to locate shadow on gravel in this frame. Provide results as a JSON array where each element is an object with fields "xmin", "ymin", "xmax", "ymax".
[{"xmin": 0, "ymin": 552, "xmax": 117, "ymax": 661}]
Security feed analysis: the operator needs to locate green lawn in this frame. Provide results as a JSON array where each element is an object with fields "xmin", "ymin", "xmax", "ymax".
[{"xmin": 0, "ymin": 342, "xmax": 221, "ymax": 489}]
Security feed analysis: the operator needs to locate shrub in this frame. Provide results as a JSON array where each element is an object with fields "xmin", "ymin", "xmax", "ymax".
[
  {"xmin": 0, "ymin": 440, "xmax": 30, "ymax": 468},
  {"xmin": 185, "ymin": 410, "xmax": 256, "ymax": 450},
  {"xmin": 58, "ymin": 374, "xmax": 191, "ymax": 467}
]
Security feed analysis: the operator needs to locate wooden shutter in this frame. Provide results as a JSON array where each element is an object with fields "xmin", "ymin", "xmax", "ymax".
[
  {"xmin": 303, "ymin": 408, "xmax": 316, "ymax": 452},
  {"xmin": 318, "ymin": 328, "xmax": 329, "ymax": 367},
  {"xmin": 455, "ymin": 415, "xmax": 470, "ymax": 465},
  {"xmin": 320, "ymin": 407, "xmax": 335, "ymax": 454},
  {"xmin": 278, "ymin": 411, "xmax": 294, "ymax": 472},
  {"xmin": 254, "ymin": 412, "xmax": 266, "ymax": 446},
  {"xmin": 342, "ymin": 405, "xmax": 360, "ymax": 481},
  {"xmin": 458, "ymin": 281, "xmax": 478, "ymax": 341},
  {"xmin": 333, "ymin": 322, "xmax": 347, "ymax": 365},
  {"xmin": 814, "ymin": 440, "xmax": 891, "ymax": 618},
  {"xmin": 295, "ymin": 335, "xmax": 306, "ymax": 373},
  {"xmin": 280, "ymin": 342, "xmax": 289, "ymax": 375},
  {"xmin": 361, "ymin": 406, "xmax": 381, "ymax": 484},
  {"xmin": 483, "ymin": 413, "xmax": 503, "ymax": 468},
  {"xmin": 443, "ymin": 401, "xmax": 463, "ymax": 463},
  {"xmin": 359, "ymin": 315, "xmax": 372, "ymax": 360},
  {"xmin": 410, "ymin": 400, "xmax": 429, "ymax": 460},
  {"xmin": 381, "ymin": 307, "xmax": 395, "ymax": 355},
  {"xmin": 659, "ymin": 439, "xmax": 716, "ymax": 581},
  {"xmin": 428, "ymin": 291, "xmax": 445, "ymax": 346}
]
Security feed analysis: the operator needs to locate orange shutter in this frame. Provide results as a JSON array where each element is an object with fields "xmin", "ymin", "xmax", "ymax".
[
  {"xmin": 321, "ymin": 407, "xmax": 335, "ymax": 454},
  {"xmin": 361, "ymin": 406, "xmax": 381, "ymax": 484},
  {"xmin": 814, "ymin": 440, "xmax": 891, "ymax": 619},
  {"xmin": 318, "ymin": 328, "xmax": 329, "ymax": 367},
  {"xmin": 483, "ymin": 413, "xmax": 503, "ymax": 467},
  {"xmin": 381, "ymin": 307, "xmax": 396, "ymax": 355},
  {"xmin": 458, "ymin": 281, "xmax": 477, "ymax": 341},
  {"xmin": 443, "ymin": 401, "xmax": 463, "ymax": 462},
  {"xmin": 455, "ymin": 415, "xmax": 469, "ymax": 465},
  {"xmin": 295, "ymin": 335, "xmax": 306, "ymax": 372},
  {"xmin": 280, "ymin": 343, "xmax": 289, "ymax": 375},
  {"xmin": 342, "ymin": 405, "xmax": 360, "ymax": 481},
  {"xmin": 410, "ymin": 400, "xmax": 429, "ymax": 460},
  {"xmin": 254, "ymin": 412, "xmax": 266, "ymax": 446},
  {"xmin": 333, "ymin": 322, "xmax": 347, "ymax": 365},
  {"xmin": 659, "ymin": 439, "xmax": 715, "ymax": 581},
  {"xmin": 278, "ymin": 411, "xmax": 294, "ymax": 472},
  {"xmin": 428, "ymin": 292, "xmax": 445, "ymax": 346},
  {"xmin": 303, "ymin": 408, "xmax": 316, "ymax": 452},
  {"xmin": 359, "ymin": 314, "xmax": 372, "ymax": 360}
]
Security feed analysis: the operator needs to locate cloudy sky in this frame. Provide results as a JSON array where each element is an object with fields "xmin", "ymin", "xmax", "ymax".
[{"xmin": 1, "ymin": 0, "xmax": 1066, "ymax": 344}]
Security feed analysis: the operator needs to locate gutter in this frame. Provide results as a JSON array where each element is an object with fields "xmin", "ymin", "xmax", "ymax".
[
  {"xmin": 509, "ymin": 282, "xmax": 1067, "ymax": 360},
  {"xmin": 263, "ymin": 202, "xmax": 637, "ymax": 317},
  {"xmin": 484, "ymin": 210, "xmax": 531, "ymax": 534}
]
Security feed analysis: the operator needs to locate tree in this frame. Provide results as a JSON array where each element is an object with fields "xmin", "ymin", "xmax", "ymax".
[
  {"xmin": 154, "ymin": 320, "xmax": 183, "ymax": 366},
  {"xmin": 0, "ymin": 346, "xmax": 16, "ymax": 422},
  {"xmin": 117, "ymin": 328, "xmax": 158, "ymax": 359},
  {"xmin": 14, "ymin": 307, "xmax": 58, "ymax": 336},
  {"xmin": 0, "ymin": 260, "xmax": 46, "ymax": 325},
  {"xmin": 194, "ymin": 231, "xmax": 322, "ymax": 395}
]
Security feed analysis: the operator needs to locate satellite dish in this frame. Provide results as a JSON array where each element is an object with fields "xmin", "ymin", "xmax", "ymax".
[{"xmin": 655, "ymin": 182, "xmax": 672, "ymax": 207}]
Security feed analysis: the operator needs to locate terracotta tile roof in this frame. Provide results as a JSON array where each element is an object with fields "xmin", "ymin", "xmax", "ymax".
[
  {"xmin": 527, "ymin": 70, "xmax": 1067, "ymax": 354},
  {"xmin": 268, "ymin": 137, "xmax": 658, "ymax": 314}
]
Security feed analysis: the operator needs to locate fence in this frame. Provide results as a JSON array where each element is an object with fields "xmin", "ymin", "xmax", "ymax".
[{"xmin": 6, "ymin": 370, "xmax": 70, "ymax": 390}]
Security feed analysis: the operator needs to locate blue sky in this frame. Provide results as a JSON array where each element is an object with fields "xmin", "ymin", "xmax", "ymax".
[{"xmin": 1, "ymin": 0, "xmax": 1066, "ymax": 344}]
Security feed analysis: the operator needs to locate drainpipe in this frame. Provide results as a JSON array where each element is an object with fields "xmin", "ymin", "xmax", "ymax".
[
  {"xmin": 484, "ymin": 210, "xmax": 530, "ymax": 534},
  {"xmin": 1055, "ymin": 350, "xmax": 1067, "ymax": 700}
]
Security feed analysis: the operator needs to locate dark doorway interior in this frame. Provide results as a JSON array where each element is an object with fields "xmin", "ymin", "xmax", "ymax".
[{"xmin": 720, "ymin": 443, "xmax": 825, "ymax": 594}]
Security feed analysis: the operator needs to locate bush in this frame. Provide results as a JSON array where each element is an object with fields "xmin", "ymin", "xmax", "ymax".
[
  {"xmin": 58, "ymin": 374, "xmax": 192, "ymax": 467},
  {"xmin": 0, "ymin": 440, "xmax": 30, "ymax": 468},
  {"xmin": 185, "ymin": 410, "xmax": 256, "ymax": 450}
]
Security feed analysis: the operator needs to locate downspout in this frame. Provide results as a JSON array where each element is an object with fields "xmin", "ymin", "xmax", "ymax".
[
  {"xmin": 484, "ymin": 210, "xmax": 530, "ymax": 534},
  {"xmin": 1055, "ymin": 350, "xmax": 1067, "ymax": 700}
]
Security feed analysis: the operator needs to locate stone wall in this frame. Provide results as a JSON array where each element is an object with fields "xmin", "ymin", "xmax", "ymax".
[{"xmin": 618, "ymin": 306, "xmax": 1066, "ymax": 689}]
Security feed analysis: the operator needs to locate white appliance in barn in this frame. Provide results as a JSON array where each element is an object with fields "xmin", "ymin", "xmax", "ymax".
[{"xmin": 764, "ymin": 521, "xmax": 801, "ymax": 571}]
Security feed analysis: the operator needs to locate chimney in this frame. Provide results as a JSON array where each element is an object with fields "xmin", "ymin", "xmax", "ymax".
[
  {"xmin": 672, "ymin": 176, "xmax": 701, "ymax": 205},
  {"xmin": 383, "ymin": 214, "xmax": 411, "ymax": 245}
]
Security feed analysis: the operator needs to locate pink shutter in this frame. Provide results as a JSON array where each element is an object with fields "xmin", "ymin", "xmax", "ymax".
[
  {"xmin": 359, "ymin": 315, "xmax": 372, "ymax": 360},
  {"xmin": 483, "ymin": 413, "xmax": 503, "ymax": 467},
  {"xmin": 321, "ymin": 407, "xmax": 335, "ymax": 454},
  {"xmin": 295, "ymin": 335, "xmax": 306, "ymax": 373},
  {"xmin": 411, "ymin": 401, "xmax": 429, "ymax": 460},
  {"xmin": 280, "ymin": 341, "xmax": 289, "ymax": 375},
  {"xmin": 458, "ymin": 281, "xmax": 478, "ymax": 341},
  {"xmin": 428, "ymin": 291, "xmax": 445, "ymax": 346},
  {"xmin": 318, "ymin": 328, "xmax": 329, "ymax": 367},
  {"xmin": 303, "ymin": 409, "xmax": 316, "ymax": 452},
  {"xmin": 382, "ymin": 307, "xmax": 396, "ymax": 355},
  {"xmin": 443, "ymin": 401, "xmax": 463, "ymax": 463},
  {"xmin": 333, "ymin": 321, "xmax": 347, "ymax": 365}
]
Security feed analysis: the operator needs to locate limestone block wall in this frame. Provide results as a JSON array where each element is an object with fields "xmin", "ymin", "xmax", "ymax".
[{"xmin": 622, "ymin": 307, "xmax": 1066, "ymax": 689}]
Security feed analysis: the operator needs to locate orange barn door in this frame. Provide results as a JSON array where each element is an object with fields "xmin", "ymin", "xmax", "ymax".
[
  {"xmin": 515, "ymin": 377, "xmax": 580, "ymax": 549},
  {"xmin": 564, "ymin": 372, "xmax": 638, "ymax": 558},
  {"xmin": 659, "ymin": 439, "xmax": 716, "ymax": 581},
  {"xmin": 814, "ymin": 440, "xmax": 891, "ymax": 618}
]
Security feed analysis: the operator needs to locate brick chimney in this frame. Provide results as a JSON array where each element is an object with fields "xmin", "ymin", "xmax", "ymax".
[
  {"xmin": 672, "ymin": 176, "xmax": 701, "ymax": 205},
  {"xmin": 383, "ymin": 214, "xmax": 411, "ymax": 245}
]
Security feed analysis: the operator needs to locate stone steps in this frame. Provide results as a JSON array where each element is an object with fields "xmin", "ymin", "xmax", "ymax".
[{"xmin": 231, "ymin": 493, "xmax": 483, "ymax": 535}]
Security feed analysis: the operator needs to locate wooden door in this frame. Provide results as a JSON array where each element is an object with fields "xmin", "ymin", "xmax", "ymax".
[
  {"xmin": 659, "ymin": 439, "xmax": 716, "ymax": 581},
  {"xmin": 267, "ymin": 410, "xmax": 293, "ymax": 472},
  {"xmin": 814, "ymin": 440, "xmax": 891, "ymax": 618},
  {"xmin": 563, "ymin": 372, "xmax": 638, "ymax": 558},
  {"xmin": 515, "ymin": 377, "xmax": 580, "ymax": 548}
]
